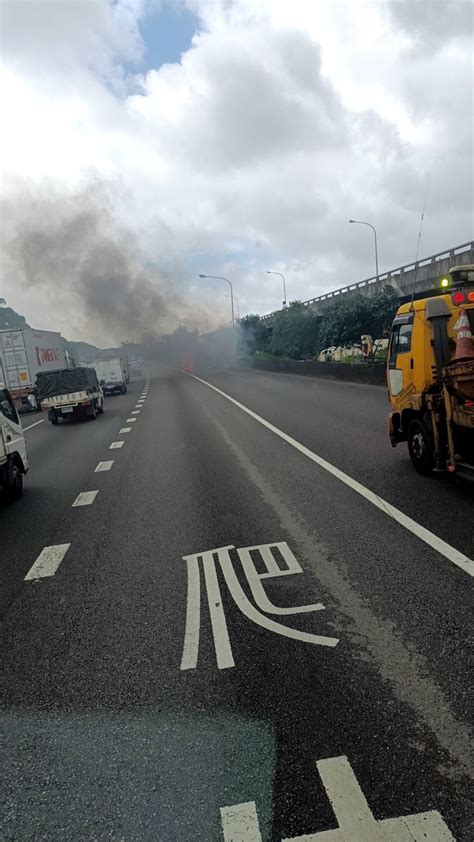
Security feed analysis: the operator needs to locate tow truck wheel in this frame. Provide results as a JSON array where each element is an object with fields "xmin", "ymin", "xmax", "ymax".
[
  {"xmin": 98, "ymin": 400, "xmax": 104, "ymax": 414},
  {"xmin": 50, "ymin": 413, "xmax": 58, "ymax": 425},
  {"xmin": 407, "ymin": 419, "xmax": 434, "ymax": 475}
]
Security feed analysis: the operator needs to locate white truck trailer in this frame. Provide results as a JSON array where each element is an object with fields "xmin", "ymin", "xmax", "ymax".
[
  {"xmin": 0, "ymin": 328, "xmax": 68, "ymax": 413},
  {"xmin": 91, "ymin": 357, "xmax": 128, "ymax": 395}
]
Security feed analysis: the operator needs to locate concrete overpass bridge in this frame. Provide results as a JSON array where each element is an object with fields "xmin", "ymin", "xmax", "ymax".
[{"xmin": 260, "ymin": 240, "xmax": 474, "ymax": 322}]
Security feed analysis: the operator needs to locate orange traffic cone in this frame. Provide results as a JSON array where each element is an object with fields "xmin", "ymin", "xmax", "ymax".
[{"xmin": 451, "ymin": 309, "xmax": 474, "ymax": 362}]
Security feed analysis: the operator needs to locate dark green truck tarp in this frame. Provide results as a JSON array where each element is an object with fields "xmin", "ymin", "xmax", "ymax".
[{"xmin": 36, "ymin": 368, "xmax": 100, "ymax": 399}]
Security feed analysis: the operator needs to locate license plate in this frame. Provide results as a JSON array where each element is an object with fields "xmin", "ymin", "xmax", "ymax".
[{"xmin": 61, "ymin": 406, "xmax": 74, "ymax": 414}]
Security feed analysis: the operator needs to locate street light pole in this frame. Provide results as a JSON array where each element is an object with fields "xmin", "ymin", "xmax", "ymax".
[
  {"xmin": 349, "ymin": 219, "xmax": 379, "ymax": 280},
  {"xmin": 227, "ymin": 294, "xmax": 240, "ymax": 320},
  {"xmin": 267, "ymin": 270, "xmax": 287, "ymax": 306},
  {"xmin": 199, "ymin": 274, "xmax": 235, "ymax": 324}
]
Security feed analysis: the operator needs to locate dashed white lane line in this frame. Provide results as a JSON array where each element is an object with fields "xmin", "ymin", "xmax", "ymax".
[
  {"xmin": 72, "ymin": 490, "xmax": 98, "ymax": 507},
  {"xmin": 190, "ymin": 374, "xmax": 474, "ymax": 579},
  {"xmin": 110, "ymin": 441, "xmax": 124, "ymax": 449},
  {"xmin": 22, "ymin": 418, "xmax": 46, "ymax": 432},
  {"xmin": 119, "ymin": 427, "xmax": 132, "ymax": 434},
  {"xmin": 95, "ymin": 460, "xmax": 114, "ymax": 472},
  {"xmin": 126, "ymin": 418, "xmax": 137, "ymax": 423},
  {"xmin": 131, "ymin": 410, "xmax": 140, "ymax": 415},
  {"xmin": 24, "ymin": 544, "xmax": 70, "ymax": 581}
]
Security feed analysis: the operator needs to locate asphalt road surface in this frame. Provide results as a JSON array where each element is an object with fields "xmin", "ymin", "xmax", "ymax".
[{"xmin": 1, "ymin": 365, "xmax": 473, "ymax": 841}]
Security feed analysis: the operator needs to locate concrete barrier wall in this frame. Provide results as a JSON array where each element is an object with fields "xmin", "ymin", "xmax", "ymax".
[{"xmin": 244, "ymin": 358, "xmax": 387, "ymax": 386}]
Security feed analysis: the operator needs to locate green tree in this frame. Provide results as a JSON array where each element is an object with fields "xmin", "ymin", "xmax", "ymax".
[
  {"xmin": 270, "ymin": 301, "xmax": 320, "ymax": 359},
  {"xmin": 239, "ymin": 314, "xmax": 271, "ymax": 356}
]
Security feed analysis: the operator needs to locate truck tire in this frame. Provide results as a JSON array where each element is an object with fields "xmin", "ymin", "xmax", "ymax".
[
  {"xmin": 4, "ymin": 459, "xmax": 23, "ymax": 503},
  {"xmin": 50, "ymin": 413, "xmax": 58, "ymax": 425},
  {"xmin": 407, "ymin": 418, "xmax": 434, "ymax": 476},
  {"xmin": 98, "ymin": 400, "xmax": 104, "ymax": 414}
]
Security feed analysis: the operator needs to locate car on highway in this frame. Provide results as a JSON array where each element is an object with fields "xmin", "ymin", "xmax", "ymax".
[{"xmin": 0, "ymin": 387, "xmax": 28, "ymax": 502}]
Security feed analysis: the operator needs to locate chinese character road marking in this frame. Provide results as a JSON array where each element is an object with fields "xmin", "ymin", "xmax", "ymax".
[
  {"xmin": 180, "ymin": 542, "xmax": 338, "ymax": 671},
  {"xmin": 220, "ymin": 755, "xmax": 456, "ymax": 841}
]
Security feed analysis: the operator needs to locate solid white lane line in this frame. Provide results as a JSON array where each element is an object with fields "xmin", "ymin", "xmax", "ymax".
[
  {"xmin": 110, "ymin": 441, "xmax": 124, "ymax": 449},
  {"xmin": 131, "ymin": 410, "xmax": 140, "ymax": 415},
  {"xmin": 119, "ymin": 427, "xmax": 132, "ymax": 434},
  {"xmin": 24, "ymin": 544, "xmax": 70, "ymax": 581},
  {"xmin": 72, "ymin": 490, "xmax": 98, "ymax": 507},
  {"xmin": 95, "ymin": 460, "xmax": 114, "ymax": 472},
  {"xmin": 190, "ymin": 374, "xmax": 474, "ymax": 578},
  {"xmin": 22, "ymin": 419, "xmax": 45, "ymax": 432},
  {"xmin": 220, "ymin": 802, "xmax": 262, "ymax": 842},
  {"xmin": 126, "ymin": 418, "xmax": 137, "ymax": 423}
]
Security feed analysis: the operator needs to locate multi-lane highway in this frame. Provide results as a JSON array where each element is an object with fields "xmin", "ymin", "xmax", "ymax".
[{"xmin": 1, "ymin": 365, "xmax": 473, "ymax": 841}]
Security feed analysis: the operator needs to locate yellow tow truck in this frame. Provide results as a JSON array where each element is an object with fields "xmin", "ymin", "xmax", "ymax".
[{"xmin": 387, "ymin": 265, "xmax": 474, "ymax": 479}]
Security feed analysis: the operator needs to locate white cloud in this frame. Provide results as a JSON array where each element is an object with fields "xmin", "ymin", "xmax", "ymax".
[{"xmin": 0, "ymin": 0, "xmax": 472, "ymax": 342}]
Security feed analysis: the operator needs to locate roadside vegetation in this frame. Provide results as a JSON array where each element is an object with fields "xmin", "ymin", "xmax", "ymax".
[{"xmin": 239, "ymin": 287, "xmax": 398, "ymax": 361}]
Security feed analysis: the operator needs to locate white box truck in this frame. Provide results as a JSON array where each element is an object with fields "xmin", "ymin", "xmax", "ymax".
[
  {"xmin": 92, "ymin": 357, "xmax": 128, "ymax": 395},
  {"xmin": 0, "ymin": 328, "xmax": 68, "ymax": 413},
  {"xmin": 0, "ymin": 387, "xmax": 28, "ymax": 502}
]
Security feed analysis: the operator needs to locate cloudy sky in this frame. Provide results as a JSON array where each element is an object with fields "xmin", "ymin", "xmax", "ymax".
[{"xmin": 1, "ymin": 0, "xmax": 473, "ymax": 344}]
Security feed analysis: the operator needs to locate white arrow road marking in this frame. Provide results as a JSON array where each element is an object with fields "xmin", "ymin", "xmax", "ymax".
[
  {"xmin": 221, "ymin": 802, "xmax": 262, "ymax": 842},
  {"xmin": 109, "ymin": 441, "xmax": 124, "ymax": 449},
  {"xmin": 24, "ymin": 544, "xmax": 71, "ymax": 581},
  {"xmin": 95, "ymin": 460, "xmax": 114, "ymax": 472},
  {"xmin": 72, "ymin": 490, "xmax": 98, "ymax": 507},
  {"xmin": 189, "ymin": 374, "xmax": 473, "ymax": 579},
  {"xmin": 221, "ymin": 756, "xmax": 456, "ymax": 842}
]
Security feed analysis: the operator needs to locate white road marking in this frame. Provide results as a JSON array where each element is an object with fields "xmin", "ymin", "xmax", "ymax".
[
  {"xmin": 238, "ymin": 541, "xmax": 325, "ymax": 615},
  {"xmin": 220, "ymin": 802, "xmax": 262, "ymax": 842},
  {"xmin": 22, "ymin": 418, "xmax": 45, "ymax": 432},
  {"xmin": 180, "ymin": 557, "xmax": 202, "ymax": 670},
  {"xmin": 131, "ymin": 410, "xmax": 140, "ymax": 415},
  {"xmin": 181, "ymin": 543, "xmax": 337, "ymax": 670},
  {"xmin": 222, "ymin": 755, "xmax": 456, "ymax": 841},
  {"xmin": 202, "ymin": 551, "xmax": 235, "ymax": 669},
  {"xmin": 126, "ymin": 418, "xmax": 137, "ymax": 423},
  {"xmin": 72, "ymin": 490, "xmax": 98, "ymax": 507},
  {"xmin": 24, "ymin": 544, "xmax": 71, "ymax": 581},
  {"xmin": 119, "ymin": 427, "xmax": 132, "ymax": 433},
  {"xmin": 110, "ymin": 440, "xmax": 124, "ymax": 449},
  {"xmin": 190, "ymin": 374, "xmax": 473, "ymax": 579},
  {"xmin": 95, "ymin": 460, "xmax": 114, "ymax": 472}
]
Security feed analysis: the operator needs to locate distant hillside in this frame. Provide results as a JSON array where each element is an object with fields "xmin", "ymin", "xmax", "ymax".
[
  {"xmin": 0, "ymin": 306, "xmax": 29, "ymax": 330},
  {"xmin": 64, "ymin": 339, "xmax": 101, "ymax": 363}
]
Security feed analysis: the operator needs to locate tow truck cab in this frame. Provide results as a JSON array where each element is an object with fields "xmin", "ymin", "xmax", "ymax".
[{"xmin": 387, "ymin": 265, "xmax": 474, "ymax": 479}]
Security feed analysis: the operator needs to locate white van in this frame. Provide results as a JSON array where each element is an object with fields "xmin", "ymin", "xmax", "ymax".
[{"xmin": 0, "ymin": 388, "xmax": 29, "ymax": 502}]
